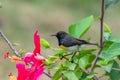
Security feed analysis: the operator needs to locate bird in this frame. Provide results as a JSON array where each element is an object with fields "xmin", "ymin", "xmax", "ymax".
[{"xmin": 52, "ymin": 31, "xmax": 97, "ymax": 51}]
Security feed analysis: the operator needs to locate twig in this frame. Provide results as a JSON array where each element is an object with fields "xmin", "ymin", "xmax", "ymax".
[
  {"xmin": 89, "ymin": 1, "xmax": 105, "ymax": 80},
  {"xmin": 71, "ymin": 51, "xmax": 77, "ymax": 63},
  {"xmin": 90, "ymin": 48, "xmax": 102, "ymax": 72},
  {"xmin": 43, "ymin": 72, "xmax": 52, "ymax": 79},
  {"xmin": 0, "ymin": 30, "xmax": 20, "ymax": 57}
]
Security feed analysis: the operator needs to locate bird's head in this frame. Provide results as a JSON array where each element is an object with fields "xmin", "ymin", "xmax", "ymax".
[{"xmin": 52, "ymin": 31, "xmax": 67, "ymax": 40}]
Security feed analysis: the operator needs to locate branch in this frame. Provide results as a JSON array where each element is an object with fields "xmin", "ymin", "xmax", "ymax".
[
  {"xmin": 43, "ymin": 72, "xmax": 52, "ymax": 79},
  {"xmin": 0, "ymin": 30, "xmax": 20, "ymax": 57},
  {"xmin": 90, "ymin": 0, "xmax": 105, "ymax": 72}
]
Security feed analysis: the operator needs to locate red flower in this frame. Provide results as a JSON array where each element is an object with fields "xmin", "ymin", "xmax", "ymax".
[{"xmin": 16, "ymin": 30, "xmax": 45, "ymax": 80}]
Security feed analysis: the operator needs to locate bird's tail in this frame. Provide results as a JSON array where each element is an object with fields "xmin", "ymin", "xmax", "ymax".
[
  {"xmin": 78, "ymin": 39, "xmax": 98, "ymax": 46},
  {"xmin": 86, "ymin": 42, "xmax": 98, "ymax": 46}
]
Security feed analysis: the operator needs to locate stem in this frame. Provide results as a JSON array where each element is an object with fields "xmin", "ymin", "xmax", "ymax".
[
  {"xmin": 0, "ymin": 30, "xmax": 20, "ymax": 57},
  {"xmin": 100, "ymin": 0, "xmax": 104, "ymax": 49},
  {"xmin": 90, "ymin": 0, "xmax": 104, "ymax": 72},
  {"xmin": 43, "ymin": 72, "xmax": 52, "ymax": 79}
]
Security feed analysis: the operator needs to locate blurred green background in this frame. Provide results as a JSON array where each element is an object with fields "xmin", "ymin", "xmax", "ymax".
[{"xmin": 0, "ymin": 0, "xmax": 120, "ymax": 80}]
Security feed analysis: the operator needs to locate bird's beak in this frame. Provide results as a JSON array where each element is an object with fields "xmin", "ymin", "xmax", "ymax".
[{"xmin": 51, "ymin": 34, "xmax": 56, "ymax": 36}]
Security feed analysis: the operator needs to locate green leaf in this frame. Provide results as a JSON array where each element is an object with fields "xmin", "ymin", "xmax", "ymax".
[
  {"xmin": 105, "ymin": 0, "xmax": 120, "ymax": 9},
  {"xmin": 100, "ymin": 41, "xmax": 120, "ymax": 61},
  {"xmin": 96, "ymin": 16, "xmax": 101, "ymax": 20},
  {"xmin": 12, "ymin": 43, "xmax": 20, "ymax": 46},
  {"xmin": 69, "ymin": 15, "xmax": 94, "ymax": 38},
  {"xmin": 48, "ymin": 65, "xmax": 59, "ymax": 70},
  {"xmin": 78, "ymin": 49, "xmax": 96, "ymax": 58},
  {"xmin": 48, "ymin": 56, "xmax": 59, "ymax": 61},
  {"xmin": 84, "ymin": 78, "xmax": 92, "ymax": 80},
  {"xmin": 44, "ymin": 59, "xmax": 53, "ymax": 66},
  {"xmin": 74, "ymin": 66, "xmax": 83, "ymax": 79},
  {"xmin": 97, "ymin": 60, "xmax": 114, "ymax": 73},
  {"xmin": 109, "ymin": 35, "xmax": 120, "ymax": 43},
  {"xmin": 40, "ymin": 38, "xmax": 50, "ymax": 48},
  {"xmin": 54, "ymin": 50, "xmax": 67, "ymax": 56},
  {"xmin": 59, "ymin": 62, "xmax": 64, "ymax": 69},
  {"xmin": 19, "ymin": 50, "xmax": 26, "ymax": 55},
  {"xmin": 104, "ymin": 32, "xmax": 111, "ymax": 41},
  {"xmin": 84, "ymin": 72, "xmax": 94, "ymax": 80},
  {"xmin": 63, "ymin": 71, "xmax": 79, "ymax": 80},
  {"xmin": 108, "ymin": 61, "xmax": 120, "ymax": 80},
  {"xmin": 64, "ymin": 60, "xmax": 76, "ymax": 70},
  {"xmin": 86, "ymin": 72, "xmax": 94, "ymax": 79},
  {"xmin": 52, "ymin": 69, "xmax": 62, "ymax": 80},
  {"xmin": 79, "ymin": 54, "xmax": 90, "ymax": 69},
  {"xmin": 100, "ymin": 61, "xmax": 108, "ymax": 66},
  {"xmin": 103, "ymin": 23, "xmax": 111, "ymax": 41},
  {"xmin": 104, "ymin": 23, "xmax": 111, "ymax": 32},
  {"xmin": 80, "ymin": 73, "xmax": 88, "ymax": 80}
]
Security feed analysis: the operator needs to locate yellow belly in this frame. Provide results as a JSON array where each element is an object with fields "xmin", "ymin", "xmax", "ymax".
[
  {"xmin": 59, "ymin": 45, "xmax": 80, "ymax": 51},
  {"xmin": 59, "ymin": 45, "xmax": 67, "ymax": 50}
]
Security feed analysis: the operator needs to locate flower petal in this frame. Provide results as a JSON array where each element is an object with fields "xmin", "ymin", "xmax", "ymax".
[
  {"xmin": 33, "ymin": 30, "xmax": 40, "ymax": 55},
  {"xmin": 16, "ymin": 62, "xmax": 27, "ymax": 80},
  {"xmin": 31, "ymin": 67, "xmax": 44, "ymax": 80},
  {"xmin": 24, "ymin": 52, "xmax": 33, "ymax": 63}
]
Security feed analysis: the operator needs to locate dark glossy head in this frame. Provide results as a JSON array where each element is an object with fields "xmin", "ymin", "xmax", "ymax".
[{"xmin": 52, "ymin": 31, "xmax": 68, "ymax": 40}]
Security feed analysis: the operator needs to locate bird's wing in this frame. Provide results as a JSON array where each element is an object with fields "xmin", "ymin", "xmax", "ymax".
[
  {"xmin": 62, "ymin": 37, "xmax": 81, "ymax": 47},
  {"xmin": 76, "ymin": 39, "xmax": 89, "ymax": 44}
]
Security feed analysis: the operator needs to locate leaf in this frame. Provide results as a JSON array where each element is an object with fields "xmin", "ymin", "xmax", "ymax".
[
  {"xmin": 12, "ymin": 43, "xmax": 20, "ymax": 46},
  {"xmin": 104, "ymin": 23, "xmax": 111, "ymax": 32},
  {"xmin": 77, "ymin": 49, "xmax": 96, "ymax": 67},
  {"xmin": 104, "ymin": 32, "xmax": 111, "ymax": 41},
  {"xmin": 79, "ymin": 54, "xmax": 90, "ymax": 69},
  {"xmin": 52, "ymin": 69, "xmax": 62, "ymax": 80},
  {"xmin": 63, "ymin": 71, "xmax": 79, "ymax": 80},
  {"xmin": 48, "ymin": 65, "xmax": 59, "ymax": 70},
  {"xmin": 84, "ymin": 72, "xmax": 94, "ymax": 80},
  {"xmin": 74, "ymin": 66, "xmax": 83, "ymax": 79},
  {"xmin": 105, "ymin": 0, "xmax": 120, "ymax": 9},
  {"xmin": 64, "ymin": 60, "xmax": 76, "ymax": 70},
  {"xmin": 100, "ymin": 61, "xmax": 108, "ymax": 66},
  {"xmin": 109, "ymin": 35, "xmax": 120, "ymax": 43},
  {"xmin": 54, "ymin": 49, "xmax": 67, "ymax": 56},
  {"xmin": 77, "ymin": 49, "xmax": 96, "ymax": 58},
  {"xmin": 103, "ymin": 23, "xmax": 111, "ymax": 41},
  {"xmin": 44, "ymin": 59, "xmax": 53, "ymax": 66},
  {"xmin": 100, "ymin": 41, "xmax": 120, "ymax": 61},
  {"xmin": 48, "ymin": 56, "xmax": 59, "ymax": 61},
  {"xmin": 59, "ymin": 62, "xmax": 64, "ymax": 69},
  {"xmin": 86, "ymin": 72, "xmax": 94, "ymax": 79},
  {"xmin": 97, "ymin": 60, "xmax": 114, "ymax": 73},
  {"xmin": 40, "ymin": 38, "xmax": 50, "ymax": 48},
  {"xmin": 19, "ymin": 50, "xmax": 26, "ymax": 55},
  {"xmin": 108, "ymin": 61, "xmax": 120, "ymax": 80},
  {"xmin": 80, "ymin": 73, "xmax": 88, "ymax": 80},
  {"xmin": 69, "ymin": 15, "xmax": 94, "ymax": 38}
]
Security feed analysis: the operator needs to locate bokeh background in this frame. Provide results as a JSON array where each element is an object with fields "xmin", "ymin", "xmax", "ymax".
[{"xmin": 0, "ymin": 0, "xmax": 120, "ymax": 80}]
